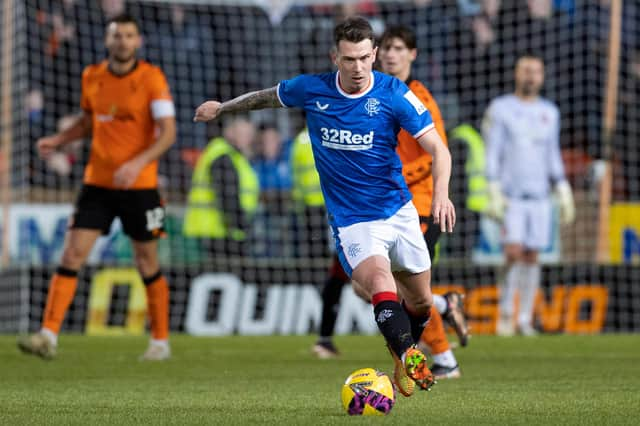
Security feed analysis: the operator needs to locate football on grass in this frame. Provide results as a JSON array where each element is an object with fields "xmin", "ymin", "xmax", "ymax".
[{"xmin": 341, "ymin": 368, "xmax": 395, "ymax": 416}]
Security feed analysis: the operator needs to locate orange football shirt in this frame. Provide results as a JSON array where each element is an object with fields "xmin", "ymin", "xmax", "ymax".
[
  {"xmin": 80, "ymin": 60, "xmax": 173, "ymax": 189},
  {"xmin": 396, "ymin": 79, "xmax": 448, "ymax": 217}
]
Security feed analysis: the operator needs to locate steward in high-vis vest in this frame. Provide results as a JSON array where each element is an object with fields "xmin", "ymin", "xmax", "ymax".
[
  {"xmin": 183, "ymin": 118, "xmax": 259, "ymax": 256},
  {"xmin": 291, "ymin": 128, "xmax": 324, "ymax": 210},
  {"xmin": 449, "ymin": 123, "xmax": 488, "ymax": 255},
  {"xmin": 290, "ymin": 127, "xmax": 329, "ymax": 258},
  {"xmin": 450, "ymin": 124, "xmax": 488, "ymax": 214}
]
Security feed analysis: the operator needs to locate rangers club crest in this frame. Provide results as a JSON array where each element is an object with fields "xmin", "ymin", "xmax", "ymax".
[{"xmin": 365, "ymin": 98, "xmax": 380, "ymax": 116}]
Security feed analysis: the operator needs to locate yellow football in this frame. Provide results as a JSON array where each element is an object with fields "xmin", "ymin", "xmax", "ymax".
[{"xmin": 341, "ymin": 368, "xmax": 395, "ymax": 416}]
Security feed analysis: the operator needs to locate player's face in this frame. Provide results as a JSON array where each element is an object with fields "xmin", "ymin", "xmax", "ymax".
[
  {"xmin": 515, "ymin": 57, "xmax": 544, "ymax": 97},
  {"xmin": 378, "ymin": 38, "xmax": 416, "ymax": 79},
  {"xmin": 333, "ymin": 39, "xmax": 377, "ymax": 93},
  {"xmin": 105, "ymin": 22, "xmax": 141, "ymax": 63}
]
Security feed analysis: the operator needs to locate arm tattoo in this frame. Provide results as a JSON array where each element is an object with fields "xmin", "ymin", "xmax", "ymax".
[{"xmin": 219, "ymin": 86, "xmax": 282, "ymax": 115}]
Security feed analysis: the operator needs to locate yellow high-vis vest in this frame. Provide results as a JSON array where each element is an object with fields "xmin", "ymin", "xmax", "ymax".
[
  {"xmin": 183, "ymin": 137, "xmax": 259, "ymax": 240},
  {"xmin": 291, "ymin": 128, "xmax": 324, "ymax": 209},
  {"xmin": 451, "ymin": 124, "xmax": 488, "ymax": 213}
]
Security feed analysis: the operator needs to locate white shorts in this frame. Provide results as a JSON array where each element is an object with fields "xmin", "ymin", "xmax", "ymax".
[
  {"xmin": 503, "ymin": 198, "xmax": 552, "ymax": 251},
  {"xmin": 334, "ymin": 201, "xmax": 431, "ymax": 276}
]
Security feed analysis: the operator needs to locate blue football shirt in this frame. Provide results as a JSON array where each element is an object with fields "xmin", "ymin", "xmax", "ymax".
[{"xmin": 277, "ymin": 70, "xmax": 434, "ymax": 227}]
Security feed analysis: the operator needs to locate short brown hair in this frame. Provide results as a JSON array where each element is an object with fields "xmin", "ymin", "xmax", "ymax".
[
  {"xmin": 333, "ymin": 16, "xmax": 375, "ymax": 47},
  {"xmin": 379, "ymin": 25, "xmax": 416, "ymax": 50},
  {"xmin": 106, "ymin": 13, "xmax": 140, "ymax": 33}
]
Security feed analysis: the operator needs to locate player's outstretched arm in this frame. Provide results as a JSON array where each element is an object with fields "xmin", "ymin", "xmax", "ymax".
[
  {"xmin": 417, "ymin": 128, "xmax": 456, "ymax": 233},
  {"xmin": 36, "ymin": 112, "xmax": 91, "ymax": 159},
  {"xmin": 193, "ymin": 86, "xmax": 282, "ymax": 122}
]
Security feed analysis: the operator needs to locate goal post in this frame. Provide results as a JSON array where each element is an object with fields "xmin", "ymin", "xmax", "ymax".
[{"xmin": 596, "ymin": 0, "xmax": 623, "ymax": 263}]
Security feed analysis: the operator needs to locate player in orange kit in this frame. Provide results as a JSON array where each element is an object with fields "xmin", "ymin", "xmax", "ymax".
[
  {"xmin": 313, "ymin": 25, "xmax": 469, "ymax": 379},
  {"xmin": 18, "ymin": 14, "xmax": 176, "ymax": 361}
]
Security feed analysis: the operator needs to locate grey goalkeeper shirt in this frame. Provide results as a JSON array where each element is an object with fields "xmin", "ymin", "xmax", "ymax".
[{"xmin": 483, "ymin": 94, "xmax": 566, "ymax": 199}]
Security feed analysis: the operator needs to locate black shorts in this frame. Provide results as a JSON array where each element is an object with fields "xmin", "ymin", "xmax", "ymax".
[
  {"xmin": 70, "ymin": 185, "xmax": 165, "ymax": 241},
  {"xmin": 420, "ymin": 215, "xmax": 441, "ymax": 258}
]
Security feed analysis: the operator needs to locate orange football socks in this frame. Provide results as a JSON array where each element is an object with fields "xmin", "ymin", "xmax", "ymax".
[
  {"xmin": 42, "ymin": 267, "xmax": 79, "ymax": 334},
  {"xmin": 143, "ymin": 272, "xmax": 169, "ymax": 340},
  {"xmin": 421, "ymin": 306, "xmax": 450, "ymax": 355}
]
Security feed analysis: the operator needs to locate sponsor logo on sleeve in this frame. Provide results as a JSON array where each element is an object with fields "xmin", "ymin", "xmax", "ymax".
[{"xmin": 404, "ymin": 91, "xmax": 427, "ymax": 115}]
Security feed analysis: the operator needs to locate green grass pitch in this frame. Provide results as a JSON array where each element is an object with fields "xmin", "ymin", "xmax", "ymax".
[{"xmin": 1, "ymin": 334, "xmax": 639, "ymax": 425}]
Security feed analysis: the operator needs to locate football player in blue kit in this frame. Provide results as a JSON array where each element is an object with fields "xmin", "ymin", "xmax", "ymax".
[{"xmin": 194, "ymin": 16, "xmax": 455, "ymax": 397}]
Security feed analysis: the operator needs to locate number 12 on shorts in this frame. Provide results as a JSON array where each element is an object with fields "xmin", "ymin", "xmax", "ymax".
[{"xmin": 145, "ymin": 207, "xmax": 165, "ymax": 231}]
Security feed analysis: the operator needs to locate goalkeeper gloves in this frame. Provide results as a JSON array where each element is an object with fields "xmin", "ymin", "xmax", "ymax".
[
  {"xmin": 554, "ymin": 180, "xmax": 576, "ymax": 225},
  {"xmin": 486, "ymin": 181, "xmax": 508, "ymax": 222}
]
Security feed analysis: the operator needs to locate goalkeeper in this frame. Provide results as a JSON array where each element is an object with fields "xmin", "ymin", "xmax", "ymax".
[{"xmin": 483, "ymin": 53, "xmax": 575, "ymax": 336}]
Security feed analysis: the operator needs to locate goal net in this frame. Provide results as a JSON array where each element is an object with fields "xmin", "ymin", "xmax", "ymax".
[{"xmin": 1, "ymin": 0, "xmax": 638, "ymax": 336}]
